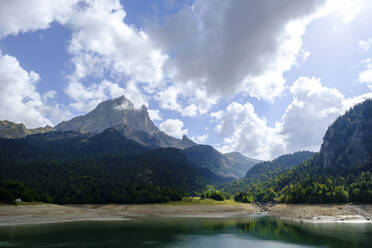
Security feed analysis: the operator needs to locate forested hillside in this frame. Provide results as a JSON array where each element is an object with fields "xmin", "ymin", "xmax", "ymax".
[
  {"xmin": 231, "ymin": 99, "xmax": 372, "ymax": 203},
  {"xmin": 223, "ymin": 151, "xmax": 315, "ymax": 202},
  {"xmin": 0, "ymin": 130, "xmax": 225, "ymax": 204}
]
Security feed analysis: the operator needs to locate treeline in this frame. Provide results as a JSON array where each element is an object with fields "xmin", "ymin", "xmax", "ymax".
[
  {"xmin": 0, "ymin": 148, "xmax": 213, "ymax": 204},
  {"xmin": 0, "ymin": 180, "xmax": 45, "ymax": 204},
  {"xmin": 233, "ymin": 159, "xmax": 372, "ymax": 204}
]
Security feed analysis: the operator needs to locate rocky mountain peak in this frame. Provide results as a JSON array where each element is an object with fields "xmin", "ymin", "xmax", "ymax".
[
  {"xmin": 112, "ymin": 95, "xmax": 135, "ymax": 111},
  {"xmin": 55, "ymin": 95, "xmax": 158, "ymax": 135},
  {"xmin": 181, "ymin": 135, "xmax": 197, "ymax": 147}
]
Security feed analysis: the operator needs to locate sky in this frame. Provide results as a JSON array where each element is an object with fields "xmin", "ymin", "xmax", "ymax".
[{"xmin": 0, "ymin": 0, "xmax": 371, "ymax": 160}]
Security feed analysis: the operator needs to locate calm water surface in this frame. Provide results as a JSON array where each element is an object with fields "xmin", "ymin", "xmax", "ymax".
[{"xmin": 0, "ymin": 216, "xmax": 371, "ymax": 248}]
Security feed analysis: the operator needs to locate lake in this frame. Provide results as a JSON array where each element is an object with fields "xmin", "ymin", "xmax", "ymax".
[{"xmin": 0, "ymin": 216, "xmax": 371, "ymax": 248}]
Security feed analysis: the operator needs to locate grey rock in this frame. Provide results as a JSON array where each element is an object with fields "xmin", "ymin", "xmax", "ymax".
[{"xmin": 55, "ymin": 95, "xmax": 195, "ymax": 149}]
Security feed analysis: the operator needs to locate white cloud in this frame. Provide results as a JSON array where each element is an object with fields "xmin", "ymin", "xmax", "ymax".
[
  {"xmin": 280, "ymin": 77, "xmax": 345, "ymax": 153},
  {"xmin": 159, "ymin": 119, "xmax": 187, "ymax": 138},
  {"xmin": 191, "ymin": 134, "xmax": 208, "ymax": 144},
  {"xmin": 214, "ymin": 76, "xmax": 372, "ymax": 160},
  {"xmin": 148, "ymin": 109, "xmax": 162, "ymax": 121},
  {"xmin": 359, "ymin": 39, "xmax": 372, "ymax": 54},
  {"xmin": 182, "ymin": 104, "xmax": 198, "ymax": 117},
  {"xmin": 148, "ymin": 0, "xmax": 327, "ymax": 102},
  {"xmin": 0, "ymin": 0, "xmax": 79, "ymax": 38},
  {"xmin": 42, "ymin": 90, "xmax": 57, "ymax": 102},
  {"xmin": 66, "ymin": 0, "xmax": 167, "ymax": 86},
  {"xmin": 210, "ymin": 110, "xmax": 224, "ymax": 120},
  {"xmin": 322, "ymin": 0, "xmax": 366, "ymax": 23},
  {"xmin": 0, "ymin": 54, "xmax": 71, "ymax": 128},
  {"xmin": 359, "ymin": 69, "xmax": 372, "ymax": 87},
  {"xmin": 65, "ymin": 79, "xmax": 147, "ymax": 112},
  {"xmin": 156, "ymin": 86, "xmax": 181, "ymax": 111},
  {"xmin": 215, "ymin": 102, "xmax": 286, "ymax": 160},
  {"xmin": 359, "ymin": 59, "xmax": 372, "ymax": 89}
]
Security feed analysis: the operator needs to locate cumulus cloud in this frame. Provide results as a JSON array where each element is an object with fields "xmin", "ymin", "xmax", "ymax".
[
  {"xmin": 191, "ymin": 134, "xmax": 208, "ymax": 144},
  {"xmin": 322, "ymin": 0, "xmax": 366, "ymax": 23},
  {"xmin": 159, "ymin": 119, "xmax": 187, "ymax": 138},
  {"xmin": 148, "ymin": 109, "xmax": 162, "ymax": 121},
  {"xmin": 359, "ymin": 39, "xmax": 372, "ymax": 54},
  {"xmin": 65, "ymin": 79, "xmax": 147, "ymax": 112},
  {"xmin": 148, "ymin": 0, "xmax": 326, "ymax": 102},
  {"xmin": 66, "ymin": 0, "xmax": 167, "ymax": 86},
  {"xmin": 280, "ymin": 77, "xmax": 346, "ymax": 152},
  {"xmin": 0, "ymin": 54, "xmax": 71, "ymax": 128},
  {"xmin": 214, "ymin": 77, "xmax": 372, "ymax": 160},
  {"xmin": 215, "ymin": 102, "xmax": 286, "ymax": 160},
  {"xmin": 0, "ymin": 0, "xmax": 79, "ymax": 37},
  {"xmin": 359, "ymin": 59, "xmax": 372, "ymax": 89}
]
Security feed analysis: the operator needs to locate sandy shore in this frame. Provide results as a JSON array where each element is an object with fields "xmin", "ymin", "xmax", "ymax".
[
  {"xmin": 0, "ymin": 203, "xmax": 257, "ymax": 226},
  {"xmin": 0, "ymin": 203, "xmax": 371, "ymax": 226},
  {"xmin": 263, "ymin": 204, "xmax": 372, "ymax": 223}
]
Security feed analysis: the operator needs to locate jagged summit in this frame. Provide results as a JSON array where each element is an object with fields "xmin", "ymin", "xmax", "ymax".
[
  {"xmin": 181, "ymin": 135, "xmax": 197, "ymax": 147},
  {"xmin": 55, "ymin": 95, "xmax": 158, "ymax": 135},
  {"xmin": 55, "ymin": 96, "xmax": 195, "ymax": 149}
]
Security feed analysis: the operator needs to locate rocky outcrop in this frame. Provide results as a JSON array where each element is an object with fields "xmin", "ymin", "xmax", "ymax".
[
  {"xmin": 55, "ymin": 96, "xmax": 158, "ymax": 134},
  {"xmin": 320, "ymin": 99, "xmax": 372, "ymax": 171},
  {"xmin": 55, "ymin": 95, "xmax": 196, "ymax": 149}
]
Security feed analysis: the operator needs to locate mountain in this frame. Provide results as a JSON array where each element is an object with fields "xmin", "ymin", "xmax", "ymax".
[
  {"xmin": 0, "ymin": 147, "xmax": 223, "ymax": 204},
  {"xmin": 0, "ymin": 128, "xmax": 147, "ymax": 160},
  {"xmin": 228, "ymin": 99, "xmax": 372, "ymax": 203},
  {"xmin": 0, "ymin": 120, "xmax": 54, "ymax": 139},
  {"xmin": 222, "ymin": 151, "xmax": 315, "ymax": 195},
  {"xmin": 224, "ymin": 152, "xmax": 262, "ymax": 177},
  {"xmin": 55, "ymin": 96, "xmax": 196, "ymax": 149},
  {"xmin": 244, "ymin": 151, "xmax": 315, "ymax": 180},
  {"xmin": 0, "ymin": 129, "xmax": 227, "ymax": 203},
  {"xmin": 319, "ymin": 99, "xmax": 372, "ymax": 172},
  {"xmin": 183, "ymin": 145, "xmax": 260, "ymax": 179}
]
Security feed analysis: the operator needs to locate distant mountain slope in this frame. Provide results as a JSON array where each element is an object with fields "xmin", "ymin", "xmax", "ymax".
[
  {"xmin": 183, "ymin": 145, "xmax": 260, "ymax": 179},
  {"xmin": 244, "ymin": 151, "xmax": 315, "ymax": 181},
  {"xmin": 0, "ymin": 129, "xmax": 228, "ymax": 203},
  {"xmin": 228, "ymin": 99, "xmax": 372, "ymax": 203},
  {"xmin": 222, "ymin": 151, "xmax": 315, "ymax": 195},
  {"xmin": 0, "ymin": 120, "xmax": 54, "ymax": 139},
  {"xmin": 224, "ymin": 152, "xmax": 262, "ymax": 177},
  {"xmin": 0, "ymin": 128, "xmax": 147, "ymax": 159},
  {"xmin": 55, "ymin": 96, "xmax": 196, "ymax": 149}
]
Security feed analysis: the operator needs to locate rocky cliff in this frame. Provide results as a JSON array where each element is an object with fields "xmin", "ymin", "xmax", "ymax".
[
  {"xmin": 55, "ymin": 96, "xmax": 196, "ymax": 149},
  {"xmin": 320, "ymin": 99, "xmax": 372, "ymax": 171}
]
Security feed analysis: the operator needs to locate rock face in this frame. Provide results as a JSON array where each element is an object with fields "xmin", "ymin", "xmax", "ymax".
[
  {"xmin": 224, "ymin": 152, "xmax": 262, "ymax": 177},
  {"xmin": 55, "ymin": 96, "xmax": 158, "ymax": 134},
  {"xmin": 320, "ymin": 99, "xmax": 372, "ymax": 171},
  {"xmin": 55, "ymin": 96, "xmax": 195, "ymax": 149},
  {"xmin": 0, "ymin": 120, "xmax": 54, "ymax": 139}
]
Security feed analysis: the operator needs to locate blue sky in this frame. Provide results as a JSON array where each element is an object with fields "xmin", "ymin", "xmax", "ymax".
[{"xmin": 0, "ymin": 0, "xmax": 371, "ymax": 159}]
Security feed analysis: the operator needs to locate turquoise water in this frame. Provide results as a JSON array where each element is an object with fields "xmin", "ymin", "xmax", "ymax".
[{"xmin": 0, "ymin": 216, "xmax": 371, "ymax": 248}]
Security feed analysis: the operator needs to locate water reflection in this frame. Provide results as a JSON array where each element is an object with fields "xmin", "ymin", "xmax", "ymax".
[{"xmin": 0, "ymin": 216, "xmax": 371, "ymax": 248}]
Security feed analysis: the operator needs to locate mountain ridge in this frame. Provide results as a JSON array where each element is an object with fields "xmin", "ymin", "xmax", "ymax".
[{"xmin": 55, "ymin": 96, "xmax": 196, "ymax": 149}]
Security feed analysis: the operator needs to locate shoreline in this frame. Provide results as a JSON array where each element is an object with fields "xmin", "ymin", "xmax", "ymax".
[{"xmin": 0, "ymin": 203, "xmax": 371, "ymax": 226}]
